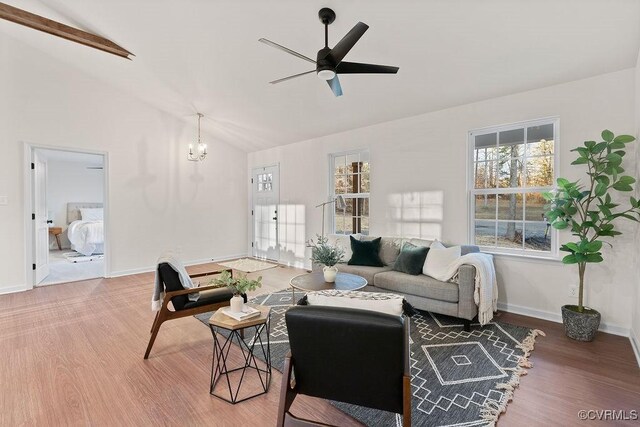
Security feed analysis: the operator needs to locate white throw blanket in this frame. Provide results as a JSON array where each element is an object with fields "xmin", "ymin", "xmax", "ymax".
[
  {"xmin": 151, "ymin": 253, "xmax": 200, "ymax": 311},
  {"xmin": 428, "ymin": 252, "xmax": 498, "ymax": 325},
  {"xmin": 67, "ymin": 220, "xmax": 104, "ymax": 256}
]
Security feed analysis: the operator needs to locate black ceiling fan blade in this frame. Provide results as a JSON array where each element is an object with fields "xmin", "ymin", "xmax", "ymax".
[
  {"xmin": 337, "ymin": 61, "xmax": 399, "ymax": 74},
  {"xmin": 327, "ymin": 22, "xmax": 369, "ymax": 63},
  {"xmin": 258, "ymin": 38, "xmax": 316, "ymax": 64},
  {"xmin": 269, "ymin": 70, "xmax": 316, "ymax": 84},
  {"xmin": 327, "ymin": 75, "xmax": 343, "ymax": 97}
]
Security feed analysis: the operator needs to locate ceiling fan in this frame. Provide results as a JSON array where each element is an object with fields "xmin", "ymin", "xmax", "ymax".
[{"xmin": 259, "ymin": 8, "xmax": 399, "ymax": 97}]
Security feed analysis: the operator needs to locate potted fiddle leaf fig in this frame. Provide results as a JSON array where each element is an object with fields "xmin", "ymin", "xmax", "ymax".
[{"xmin": 543, "ymin": 130, "xmax": 639, "ymax": 341}]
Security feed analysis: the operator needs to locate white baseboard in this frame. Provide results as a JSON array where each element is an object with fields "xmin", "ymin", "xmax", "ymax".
[
  {"xmin": 497, "ymin": 301, "xmax": 630, "ymax": 337},
  {"xmin": 630, "ymin": 328, "xmax": 640, "ymax": 368},
  {"xmin": 0, "ymin": 284, "xmax": 30, "ymax": 295},
  {"xmin": 108, "ymin": 253, "xmax": 248, "ymax": 278}
]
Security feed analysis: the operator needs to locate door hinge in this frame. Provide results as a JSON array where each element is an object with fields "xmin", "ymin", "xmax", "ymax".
[
  {"xmin": 32, "ymin": 213, "xmax": 35, "ymax": 220},
  {"xmin": 251, "ymin": 242, "xmax": 254, "ymax": 247},
  {"xmin": 251, "ymin": 178, "xmax": 254, "ymax": 184},
  {"xmin": 32, "ymin": 264, "xmax": 36, "ymax": 270},
  {"xmin": 251, "ymin": 210, "xmax": 254, "ymax": 216},
  {"xmin": 31, "ymin": 162, "xmax": 35, "ymax": 170}
]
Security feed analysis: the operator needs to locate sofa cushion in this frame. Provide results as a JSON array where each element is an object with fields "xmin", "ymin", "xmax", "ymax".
[
  {"xmin": 327, "ymin": 233, "xmax": 361, "ymax": 261},
  {"xmin": 336, "ymin": 264, "xmax": 392, "ymax": 284},
  {"xmin": 407, "ymin": 238, "xmax": 434, "ymax": 248},
  {"xmin": 461, "ymin": 245, "xmax": 480, "ymax": 255},
  {"xmin": 423, "ymin": 240, "xmax": 461, "ymax": 278},
  {"xmin": 361, "ymin": 236, "xmax": 401, "ymax": 266},
  {"xmin": 348, "ymin": 236, "xmax": 384, "ymax": 267},
  {"xmin": 374, "ymin": 271, "xmax": 459, "ymax": 303},
  {"xmin": 393, "ymin": 243, "xmax": 429, "ymax": 275}
]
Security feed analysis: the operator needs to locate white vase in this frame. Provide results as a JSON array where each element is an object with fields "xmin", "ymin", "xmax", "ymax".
[
  {"xmin": 230, "ymin": 295, "xmax": 244, "ymax": 313},
  {"xmin": 323, "ymin": 265, "xmax": 338, "ymax": 283}
]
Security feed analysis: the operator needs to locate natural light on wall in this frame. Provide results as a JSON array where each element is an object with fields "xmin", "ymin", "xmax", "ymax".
[
  {"xmin": 254, "ymin": 203, "xmax": 278, "ymax": 260},
  {"xmin": 278, "ymin": 204, "xmax": 307, "ymax": 268},
  {"xmin": 386, "ymin": 191, "xmax": 444, "ymax": 240}
]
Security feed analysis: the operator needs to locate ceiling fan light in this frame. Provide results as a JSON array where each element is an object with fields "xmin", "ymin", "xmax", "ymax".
[{"xmin": 317, "ymin": 69, "xmax": 336, "ymax": 80}]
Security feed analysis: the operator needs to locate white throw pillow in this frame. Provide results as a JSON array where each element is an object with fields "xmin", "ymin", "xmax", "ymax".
[
  {"xmin": 422, "ymin": 240, "xmax": 461, "ymax": 278},
  {"xmin": 326, "ymin": 233, "xmax": 361, "ymax": 263},
  {"xmin": 80, "ymin": 208, "xmax": 103, "ymax": 221},
  {"xmin": 306, "ymin": 290, "xmax": 404, "ymax": 316}
]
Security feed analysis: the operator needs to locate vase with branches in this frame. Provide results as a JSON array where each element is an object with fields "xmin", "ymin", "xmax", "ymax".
[{"xmin": 543, "ymin": 129, "xmax": 639, "ymax": 340}]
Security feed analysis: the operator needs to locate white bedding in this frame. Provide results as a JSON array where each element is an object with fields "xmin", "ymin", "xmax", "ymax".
[{"xmin": 67, "ymin": 220, "xmax": 104, "ymax": 256}]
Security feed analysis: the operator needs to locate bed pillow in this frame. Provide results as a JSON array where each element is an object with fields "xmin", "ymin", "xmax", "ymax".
[
  {"xmin": 422, "ymin": 240, "xmax": 461, "ymax": 278},
  {"xmin": 80, "ymin": 208, "xmax": 103, "ymax": 221},
  {"xmin": 348, "ymin": 236, "xmax": 384, "ymax": 267},
  {"xmin": 393, "ymin": 242, "xmax": 429, "ymax": 275}
]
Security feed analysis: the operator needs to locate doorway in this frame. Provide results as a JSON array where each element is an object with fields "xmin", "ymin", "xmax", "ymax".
[
  {"xmin": 27, "ymin": 146, "xmax": 107, "ymax": 287},
  {"xmin": 252, "ymin": 165, "xmax": 280, "ymax": 261}
]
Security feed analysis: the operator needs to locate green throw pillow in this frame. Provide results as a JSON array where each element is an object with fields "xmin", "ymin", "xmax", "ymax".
[
  {"xmin": 348, "ymin": 236, "xmax": 384, "ymax": 267},
  {"xmin": 393, "ymin": 242, "xmax": 429, "ymax": 275}
]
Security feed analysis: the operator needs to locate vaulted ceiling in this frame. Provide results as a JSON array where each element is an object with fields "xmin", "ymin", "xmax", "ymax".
[{"xmin": 2, "ymin": 0, "xmax": 639, "ymax": 151}]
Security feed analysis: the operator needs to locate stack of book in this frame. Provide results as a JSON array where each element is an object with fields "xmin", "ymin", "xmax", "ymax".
[{"xmin": 220, "ymin": 305, "xmax": 261, "ymax": 321}]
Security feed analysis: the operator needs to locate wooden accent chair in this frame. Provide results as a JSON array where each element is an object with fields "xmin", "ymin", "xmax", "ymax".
[
  {"xmin": 277, "ymin": 305, "xmax": 411, "ymax": 426},
  {"xmin": 144, "ymin": 263, "xmax": 241, "ymax": 359}
]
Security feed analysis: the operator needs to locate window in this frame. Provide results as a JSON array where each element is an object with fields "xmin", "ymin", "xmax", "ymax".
[
  {"xmin": 330, "ymin": 150, "xmax": 370, "ymax": 235},
  {"xmin": 468, "ymin": 118, "xmax": 558, "ymax": 256},
  {"xmin": 256, "ymin": 173, "xmax": 273, "ymax": 192}
]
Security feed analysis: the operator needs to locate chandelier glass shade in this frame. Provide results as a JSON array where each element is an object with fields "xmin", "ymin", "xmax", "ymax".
[{"xmin": 187, "ymin": 113, "xmax": 207, "ymax": 162}]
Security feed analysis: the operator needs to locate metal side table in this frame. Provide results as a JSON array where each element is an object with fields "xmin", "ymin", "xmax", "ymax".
[{"xmin": 208, "ymin": 303, "xmax": 271, "ymax": 404}]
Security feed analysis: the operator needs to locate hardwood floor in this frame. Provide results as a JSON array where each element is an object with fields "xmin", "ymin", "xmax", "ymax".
[{"xmin": 0, "ymin": 262, "xmax": 638, "ymax": 426}]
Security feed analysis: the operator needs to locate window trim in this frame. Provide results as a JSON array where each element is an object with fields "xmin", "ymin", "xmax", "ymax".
[
  {"xmin": 329, "ymin": 149, "xmax": 370, "ymax": 235},
  {"xmin": 467, "ymin": 117, "xmax": 560, "ymax": 259}
]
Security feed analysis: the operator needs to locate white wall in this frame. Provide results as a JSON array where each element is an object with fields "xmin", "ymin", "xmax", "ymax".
[
  {"xmin": 46, "ymin": 159, "xmax": 104, "ymax": 249},
  {"xmin": 249, "ymin": 69, "xmax": 637, "ymax": 334},
  {"xmin": 0, "ymin": 34, "xmax": 248, "ymax": 293},
  {"xmin": 632, "ymin": 52, "xmax": 640, "ymax": 363}
]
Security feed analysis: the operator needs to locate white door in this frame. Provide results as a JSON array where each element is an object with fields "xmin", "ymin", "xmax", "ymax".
[
  {"xmin": 252, "ymin": 165, "xmax": 279, "ymax": 261},
  {"xmin": 33, "ymin": 151, "xmax": 50, "ymax": 284}
]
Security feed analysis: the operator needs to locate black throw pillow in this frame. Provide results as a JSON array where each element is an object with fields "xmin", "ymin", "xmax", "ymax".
[
  {"xmin": 393, "ymin": 242, "xmax": 429, "ymax": 275},
  {"xmin": 348, "ymin": 236, "xmax": 384, "ymax": 267}
]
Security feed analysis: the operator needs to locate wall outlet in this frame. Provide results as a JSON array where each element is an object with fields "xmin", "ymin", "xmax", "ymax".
[{"xmin": 568, "ymin": 285, "xmax": 578, "ymax": 298}]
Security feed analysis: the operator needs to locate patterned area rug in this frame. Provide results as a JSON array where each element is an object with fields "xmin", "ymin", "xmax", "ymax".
[
  {"xmin": 196, "ymin": 289, "xmax": 544, "ymax": 426},
  {"xmin": 218, "ymin": 258, "xmax": 278, "ymax": 273}
]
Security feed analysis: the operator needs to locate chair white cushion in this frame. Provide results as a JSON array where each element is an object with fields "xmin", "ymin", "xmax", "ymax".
[
  {"xmin": 305, "ymin": 290, "xmax": 404, "ymax": 316},
  {"xmin": 422, "ymin": 240, "xmax": 461, "ymax": 278}
]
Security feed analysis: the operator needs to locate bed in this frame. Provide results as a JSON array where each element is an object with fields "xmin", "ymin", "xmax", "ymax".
[{"xmin": 66, "ymin": 202, "xmax": 104, "ymax": 256}]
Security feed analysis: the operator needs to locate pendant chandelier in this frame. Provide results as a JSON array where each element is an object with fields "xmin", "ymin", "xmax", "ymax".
[{"xmin": 187, "ymin": 113, "xmax": 207, "ymax": 162}]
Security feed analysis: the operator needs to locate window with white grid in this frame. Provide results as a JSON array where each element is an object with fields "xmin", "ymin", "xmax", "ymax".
[
  {"xmin": 469, "ymin": 118, "xmax": 558, "ymax": 257},
  {"xmin": 330, "ymin": 150, "xmax": 370, "ymax": 235}
]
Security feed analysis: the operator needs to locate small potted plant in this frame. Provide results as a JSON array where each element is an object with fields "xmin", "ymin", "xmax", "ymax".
[
  {"xmin": 211, "ymin": 271, "xmax": 262, "ymax": 313},
  {"xmin": 309, "ymin": 235, "xmax": 345, "ymax": 282},
  {"xmin": 543, "ymin": 130, "xmax": 639, "ymax": 341}
]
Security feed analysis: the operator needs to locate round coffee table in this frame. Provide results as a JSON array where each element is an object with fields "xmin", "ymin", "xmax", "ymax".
[{"xmin": 289, "ymin": 271, "xmax": 368, "ymax": 303}]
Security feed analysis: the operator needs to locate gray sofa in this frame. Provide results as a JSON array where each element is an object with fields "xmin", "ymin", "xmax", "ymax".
[{"xmin": 323, "ymin": 235, "xmax": 480, "ymax": 329}]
